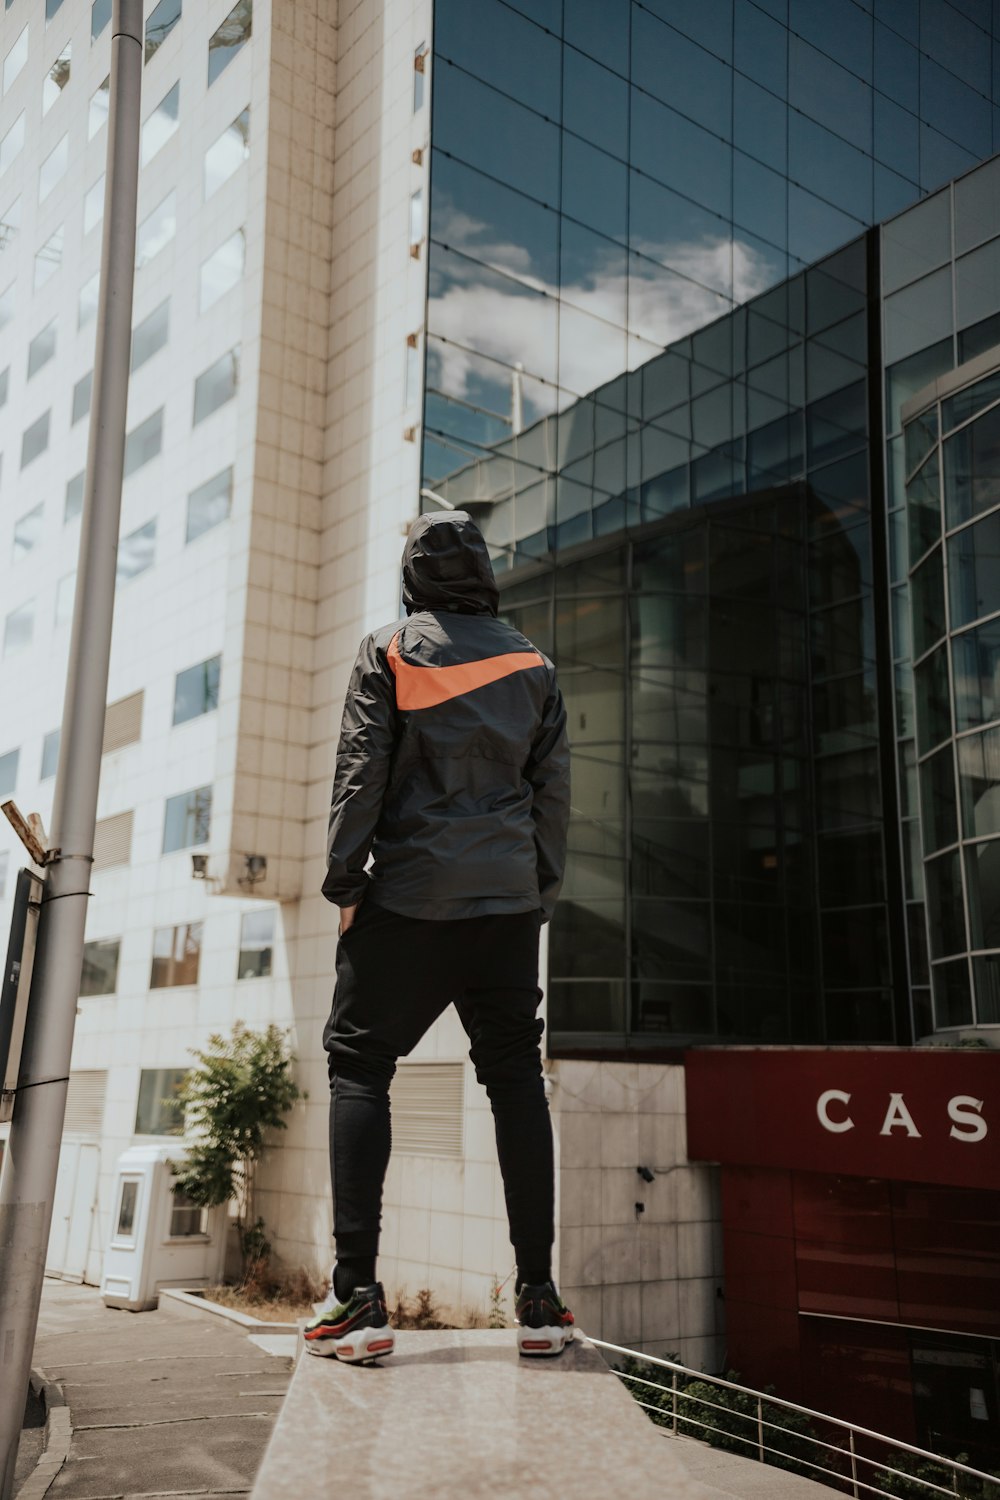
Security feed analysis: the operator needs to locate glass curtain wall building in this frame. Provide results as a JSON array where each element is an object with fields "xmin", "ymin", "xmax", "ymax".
[{"xmin": 422, "ymin": 0, "xmax": 1000, "ymax": 1050}]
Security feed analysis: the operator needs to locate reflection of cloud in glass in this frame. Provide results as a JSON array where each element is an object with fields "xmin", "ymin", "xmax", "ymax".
[{"xmin": 429, "ymin": 201, "xmax": 777, "ymax": 410}]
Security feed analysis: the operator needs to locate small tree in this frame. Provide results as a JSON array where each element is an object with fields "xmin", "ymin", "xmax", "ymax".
[{"xmin": 171, "ymin": 1022, "xmax": 301, "ymax": 1280}]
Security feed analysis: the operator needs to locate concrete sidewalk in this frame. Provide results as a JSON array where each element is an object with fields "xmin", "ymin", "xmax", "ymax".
[
  {"xmin": 20, "ymin": 1281, "xmax": 834, "ymax": 1500},
  {"xmin": 20, "ymin": 1279, "xmax": 293, "ymax": 1498}
]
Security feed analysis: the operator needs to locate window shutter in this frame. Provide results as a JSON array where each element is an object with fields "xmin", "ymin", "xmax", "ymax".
[
  {"xmin": 93, "ymin": 810, "xmax": 133, "ymax": 870},
  {"xmin": 103, "ymin": 690, "xmax": 143, "ymax": 753},
  {"xmin": 389, "ymin": 1062, "xmax": 464, "ymax": 1158},
  {"xmin": 64, "ymin": 1070, "xmax": 107, "ymax": 1136}
]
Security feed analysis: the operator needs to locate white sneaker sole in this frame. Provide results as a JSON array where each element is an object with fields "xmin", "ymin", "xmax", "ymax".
[
  {"xmin": 305, "ymin": 1322, "xmax": 396, "ymax": 1364},
  {"xmin": 516, "ymin": 1322, "xmax": 575, "ymax": 1357}
]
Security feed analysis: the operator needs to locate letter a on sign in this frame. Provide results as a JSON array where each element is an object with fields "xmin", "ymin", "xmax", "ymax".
[{"xmin": 879, "ymin": 1092, "xmax": 921, "ymax": 1137}]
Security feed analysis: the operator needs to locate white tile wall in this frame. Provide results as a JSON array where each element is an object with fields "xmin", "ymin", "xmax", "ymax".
[{"xmin": 550, "ymin": 1062, "xmax": 724, "ymax": 1369}]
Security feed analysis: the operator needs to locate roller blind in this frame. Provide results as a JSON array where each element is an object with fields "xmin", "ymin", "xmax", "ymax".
[{"xmin": 389, "ymin": 1062, "xmax": 464, "ymax": 1158}]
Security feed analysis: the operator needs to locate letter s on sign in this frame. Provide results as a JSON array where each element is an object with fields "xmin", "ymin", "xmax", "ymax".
[
  {"xmin": 817, "ymin": 1089, "xmax": 853, "ymax": 1133},
  {"xmin": 948, "ymin": 1095, "xmax": 987, "ymax": 1142}
]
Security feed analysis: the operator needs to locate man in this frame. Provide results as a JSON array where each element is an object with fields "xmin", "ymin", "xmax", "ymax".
[{"xmin": 304, "ymin": 511, "xmax": 573, "ymax": 1363}]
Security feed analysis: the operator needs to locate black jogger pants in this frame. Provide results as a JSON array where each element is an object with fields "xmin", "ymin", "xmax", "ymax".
[{"xmin": 322, "ymin": 900, "xmax": 553, "ymax": 1276}]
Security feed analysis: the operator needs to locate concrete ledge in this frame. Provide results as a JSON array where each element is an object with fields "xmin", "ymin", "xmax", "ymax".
[
  {"xmin": 252, "ymin": 1330, "xmax": 714, "ymax": 1499},
  {"xmin": 18, "ymin": 1368, "xmax": 71, "ymax": 1500},
  {"xmin": 157, "ymin": 1285, "xmax": 299, "ymax": 1336}
]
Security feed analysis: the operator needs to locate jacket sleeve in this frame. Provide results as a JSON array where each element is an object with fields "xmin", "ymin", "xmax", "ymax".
[
  {"xmin": 526, "ymin": 669, "xmax": 571, "ymax": 923},
  {"xmin": 322, "ymin": 633, "xmax": 398, "ymax": 906}
]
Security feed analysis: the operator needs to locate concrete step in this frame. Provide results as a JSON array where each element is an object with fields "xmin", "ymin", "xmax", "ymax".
[{"xmin": 251, "ymin": 1328, "xmax": 715, "ymax": 1499}]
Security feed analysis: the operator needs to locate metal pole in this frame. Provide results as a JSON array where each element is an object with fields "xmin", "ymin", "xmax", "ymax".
[
  {"xmin": 849, "ymin": 1429, "xmax": 859, "ymax": 1498},
  {"xmin": 0, "ymin": 6, "xmax": 142, "ymax": 1493}
]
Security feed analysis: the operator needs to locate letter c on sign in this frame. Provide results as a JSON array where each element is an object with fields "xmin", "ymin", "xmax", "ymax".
[
  {"xmin": 948, "ymin": 1095, "xmax": 987, "ymax": 1142},
  {"xmin": 817, "ymin": 1089, "xmax": 853, "ymax": 1133}
]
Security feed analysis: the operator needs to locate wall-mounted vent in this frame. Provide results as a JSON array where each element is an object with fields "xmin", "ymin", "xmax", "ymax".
[
  {"xmin": 93, "ymin": 810, "xmax": 133, "ymax": 870},
  {"xmin": 64, "ymin": 1070, "xmax": 107, "ymax": 1136},
  {"xmin": 389, "ymin": 1061, "xmax": 464, "ymax": 1158},
  {"xmin": 103, "ymin": 690, "xmax": 143, "ymax": 754}
]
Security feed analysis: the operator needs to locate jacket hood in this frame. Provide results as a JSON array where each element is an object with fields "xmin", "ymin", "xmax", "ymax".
[{"xmin": 401, "ymin": 511, "xmax": 500, "ymax": 617}]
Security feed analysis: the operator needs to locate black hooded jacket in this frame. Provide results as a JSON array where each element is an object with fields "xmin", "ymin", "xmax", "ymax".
[{"xmin": 322, "ymin": 512, "xmax": 570, "ymax": 921}]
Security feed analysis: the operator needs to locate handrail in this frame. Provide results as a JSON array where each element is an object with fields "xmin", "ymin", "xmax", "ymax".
[{"xmin": 587, "ymin": 1337, "xmax": 1000, "ymax": 1499}]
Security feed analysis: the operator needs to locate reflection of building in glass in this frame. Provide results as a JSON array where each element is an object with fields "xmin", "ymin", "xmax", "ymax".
[{"xmin": 428, "ymin": 240, "xmax": 892, "ymax": 1047}]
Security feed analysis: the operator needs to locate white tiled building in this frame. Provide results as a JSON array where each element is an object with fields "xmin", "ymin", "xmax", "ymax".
[{"xmin": 0, "ymin": 0, "xmax": 722, "ymax": 1364}]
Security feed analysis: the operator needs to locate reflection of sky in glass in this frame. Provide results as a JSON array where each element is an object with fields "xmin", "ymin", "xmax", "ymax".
[
  {"xmin": 204, "ymin": 109, "xmax": 250, "ymax": 199},
  {"xmin": 199, "ymin": 230, "xmax": 245, "ymax": 312},
  {"xmin": 116, "ymin": 521, "xmax": 157, "ymax": 587},
  {"xmin": 43, "ymin": 44, "xmax": 72, "ymax": 115},
  {"xmin": 141, "ymin": 83, "xmax": 180, "ymax": 167},
  {"xmin": 135, "ymin": 192, "xmax": 176, "ymax": 269},
  {"xmin": 34, "ymin": 226, "xmax": 64, "ymax": 289},
  {"xmin": 0, "ymin": 113, "xmax": 24, "ymax": 176}
]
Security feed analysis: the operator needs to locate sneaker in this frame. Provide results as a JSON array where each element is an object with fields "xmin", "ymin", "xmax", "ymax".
[
  {"xmin": 303, "ymin": 1280, "xmax": 396, "ymax": 1364},
  {"xmin": 515, "ymin": 1281, "xmax": 575, "ymax": 1357}
]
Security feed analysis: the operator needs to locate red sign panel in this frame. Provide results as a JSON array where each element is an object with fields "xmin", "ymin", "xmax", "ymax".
[{"xmin": 685, "ymin": 1048, "xmax": 1000, "ymax": 1191}]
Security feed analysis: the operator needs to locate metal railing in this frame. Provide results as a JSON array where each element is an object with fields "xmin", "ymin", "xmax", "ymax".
[{"xmin": 588, "ymin": 1338, "xmax": 1000, "ymax": 1500}]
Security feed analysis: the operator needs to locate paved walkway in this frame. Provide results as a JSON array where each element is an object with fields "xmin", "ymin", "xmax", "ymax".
[{"xmin": 23, "ymin": 1279, "xmax": 293, "ymax": 1499}]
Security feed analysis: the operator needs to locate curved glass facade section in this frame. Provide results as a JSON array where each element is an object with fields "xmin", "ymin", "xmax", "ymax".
[{"xmin": 905, "ymin": 359, "xmax": 1000, "ymax": 1029}]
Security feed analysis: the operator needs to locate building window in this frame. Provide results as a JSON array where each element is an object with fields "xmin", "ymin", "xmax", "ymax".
[
  {"xmin": 21, "ymin": 411, "xmax": 50, "ymax": 468},
  {"xmin": 4, "ymin": 601, "xmax": 34, "ymax": 656},
  {"xmin": 115, "ymin": 1179, "xmax": 139, "ymax": 1238},
  {"xmin": 145, "ymin": 0, "xmax": 181, "ymax": 62},
  {"xmin": 131, "ymin": 298, "xmax": 169, "ymax": 371},
  {"xmin": 123, "ymin": 408, "xmax": 163, "ymax": 475},
  {"xmin": 134, "ymin": 1068, "xmax": 186, "ymax": 1136},
  {"xmin": 47, "ymin": 0, "xmax": 68, "ymax": 16},
  {"xmin": 141, "ymin": 81, "xmax": 179, "ymax": 166},
  {"xmin": 193, "ymin": 347, "xmax": 239, "ymax": 425},
  {"xmin": 40, "ymin": 728, "xmax": 59, "ymax": 779},
  {"xmin": 54, "ymin": 572, "xmax": 75, "ymax": 626},
  {"xmin": 163, "ymin": 785, "xmax": 212, "ymax": 853},
  {"xmin": 64, "ymin": 471, "xmax": 84, "ymax": 522},
  {"xmin": 204, "ymin": 107, "xmax": 249, "ymax": 199},
  {"xmin": 208, "ymin": 0, "xmax": 251, "ymax": 86},
  {"xmin": 409, "ymin": 189, "xmax": 423, "ymax": 250},
  {"xmin": 0, "ymin": 282, "xmax": 13, "ymax": 330},
  {"xmin": 405, "ymin": 339, "xmax": 419, "ymax": 407},
  {"xmin": 135, "ymin": 191, "xmax": 175, "ymax": 268},
  {"xmin": 91, "ymin": 0, "xmax": 111, "ymax": 42},
  {"xmin": 39, "ymin": 134, "xmax": 68, "ymax": 202},
  {"xmin": 0, "ymin": 367, "xmax": 7, "ymax": 407},
  {"xmin": 173, "ymin": 656, "xmax": 221, "ymax": 725},
  {"xmin": 238, "ymin": 908, "xmax": 274, "ymax": 979},
  {"xmin": 3, "ymin": 26, "xmax": 28, "ymax": 94},
  {"xmin": 71, "ymin": 370, "xmax": 93, "ymax": 424},
  {"xmin": 83, "ymin": 174, "xmax": 104, "ymax": 234},
  {"xmin": 413, "ymin": 43, "xmax": 427, "ymax": 112},
  {"xmin": 0, "ymin": 851, "xmax": 8, "ymax": 898},
  {"xmin": 168, "ymin": 1190, "xmax": 206, "ymax": 1238},
  {"xmin": 80, "ymin": 937, "xmax": 120, "ymax": 996},
  {"xmin": 78, "ymin": 272, "xmax": 99, "ymax": 328},
  {"xmin": 0, "ymin": 112, "xmax": 24, "ymax": 176},
  {"xmin": 13, "ymin": 503, "xmax": 43, "ymax": 560},
  {"xmin": 27, "ymin": 320, "xmax": 56, "ymax": 379},
  {"xmin": 0, "ymin": 194, "xmax": 17, "ymax": 252},
  {"xmin": 116, "ymin": 520, "xmax": 156, "ymax": 586},
  {"xmin": 186, "ymin": 466, "xmax": 232, "ymax": 542},
  {"xmin": 33, "ymin": 225, "xmax": 63, "ymax": 289},
  {"xmin": 150, "ymin": 922, "xmax": 202, "ymax": 988},
  {"xmin": 0, "ymin": 747, "xmax": 17, "ymax": 797},
  {"xmin": 88, "ymin": 75, "xmax": 109, "ymax": 139},
  {"xmin": 199, "ymin": 229, "xmax": 244, "ymax": 312},
  {"xmin": 42, "ymin": 41, "xmax": 71, "ymax": 113}
]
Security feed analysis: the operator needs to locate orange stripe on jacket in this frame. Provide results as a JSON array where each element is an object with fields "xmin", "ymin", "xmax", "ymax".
[{"xmin": 387, "ymin": 632, "xmax": 545, "ymax": 711}]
